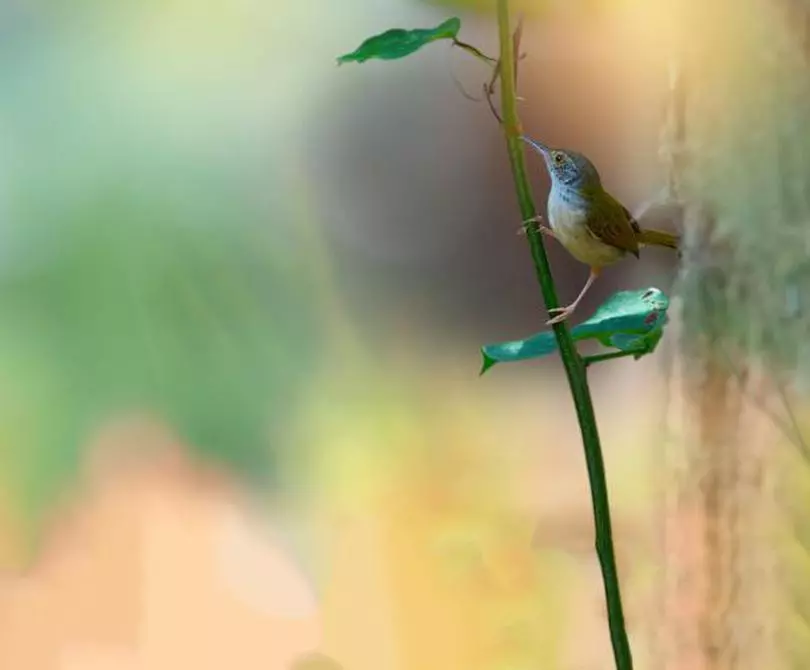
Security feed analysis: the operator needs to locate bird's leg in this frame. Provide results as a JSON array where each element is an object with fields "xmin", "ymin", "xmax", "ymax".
[
  {"xmin": 546, "ymin": 267, "xmax": 601, "ymax": 325},
  {"xmin": 517, "ymin": 214, "xmax": 554, "ymax": 237}
]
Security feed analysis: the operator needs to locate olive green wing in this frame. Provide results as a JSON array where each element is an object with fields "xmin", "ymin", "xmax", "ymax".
[
  {"xmin": 620, "ymin": 203, "xmax": 642, "ymax": 235},
  {"xmin": 584, "ymin": 192, "xmax": 640, "ymax": 257}
]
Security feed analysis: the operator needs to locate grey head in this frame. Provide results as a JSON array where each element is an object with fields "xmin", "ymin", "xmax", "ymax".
[{"xmin": 521, "ymin": 136, "xmax": 602, "ymax": 191}]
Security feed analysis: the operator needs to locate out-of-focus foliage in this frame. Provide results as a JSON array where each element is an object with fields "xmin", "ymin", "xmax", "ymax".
[
  {"xmin": 653, "ymin": 2, "xmax": 810, "ymax": 668},
  {"xmin": 422, "ymin": 0, "xmax": 640, "ymax": 17},
  {"xmin": 675, "ymin": 0, "xmax": 810, "ymax": 378},
  {"xmin": 290, "ymin": 652, "xmax": 346, "ymax": 670},
  {"xmin": 0, "ymin": 4, "xmax": 325, "ymax": 529},
  {"xmin": 293, "ymin": 364, "xmax": 569, "ymax": 670},
  {"xmin": 0, "ymin": 188, "xmax": 320, "ymax": 516}
]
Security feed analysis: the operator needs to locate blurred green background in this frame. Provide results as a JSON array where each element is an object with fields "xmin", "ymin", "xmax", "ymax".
[
  {"xmin": 0, "ymin": 2, "xmax": 686, "ymax": 669},
  {"xmin": 0, "ymin": 0, "xmax": 677, "ymax": 532}
]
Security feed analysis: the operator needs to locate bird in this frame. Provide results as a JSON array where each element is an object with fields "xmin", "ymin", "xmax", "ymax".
[{"xmin": 520, "ymin": 136, "xmax": 680, "ymax": 325}]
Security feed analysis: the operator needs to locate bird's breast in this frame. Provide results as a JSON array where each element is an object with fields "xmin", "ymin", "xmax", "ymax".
[{"xmin": 547, "ymin": 188, "xmax": 625, "ymax": 267}]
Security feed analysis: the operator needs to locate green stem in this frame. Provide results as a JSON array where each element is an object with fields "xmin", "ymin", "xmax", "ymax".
[
  {"xmin": 451, "ymin": 38, "xmax": 497, "ymax": 64},
  {"xmin": 495, "ymin": 3, "xmax": 634, "ymax": 670},
  {"xmin": 583, "ymin": 350, "xmax": 640, "ymax": 368}
]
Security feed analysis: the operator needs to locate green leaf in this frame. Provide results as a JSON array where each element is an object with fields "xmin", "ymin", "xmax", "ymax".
[
  {"xmin": 337, "ymin": 17, "xmax": 461, "ymax": 64},
  {"xmin": 480, "ymin": 287, "xmax": 670, "ymax": 374}
]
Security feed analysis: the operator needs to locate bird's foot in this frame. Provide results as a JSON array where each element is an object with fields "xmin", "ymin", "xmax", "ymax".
[
  {"xmin": 517, "ymin": 215, "xmax": 551, "ymax": 237},
  {"xmin": 546, "ymin": 305, "xmax": 576, "ymax": 325}
]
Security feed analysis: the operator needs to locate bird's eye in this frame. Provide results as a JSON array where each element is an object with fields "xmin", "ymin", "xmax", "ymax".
[{"xmin": 553, "ymin": 153, "xmax": 565, "ymax": 164}]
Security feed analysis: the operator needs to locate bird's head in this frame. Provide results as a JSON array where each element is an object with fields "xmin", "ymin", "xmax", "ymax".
[{"xmin": 521, "ymin": 136, "xmax": 602, "ymax": 191}]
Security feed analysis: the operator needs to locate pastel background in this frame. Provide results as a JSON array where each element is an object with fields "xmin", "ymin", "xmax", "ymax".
[{"xmin": 0, "ymin": 1, "xmax": 797, "ymax": 669}]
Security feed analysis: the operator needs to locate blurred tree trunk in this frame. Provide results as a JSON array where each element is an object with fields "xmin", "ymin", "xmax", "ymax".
[{"xmin": 653, "ymin": 1, "xmax": 807, "ymax": 668}]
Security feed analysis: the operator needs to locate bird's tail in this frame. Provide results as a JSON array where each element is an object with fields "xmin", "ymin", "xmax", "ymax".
[{"xmin": 637, "ymin": 228, "xmax": 679, "ymax": 250}]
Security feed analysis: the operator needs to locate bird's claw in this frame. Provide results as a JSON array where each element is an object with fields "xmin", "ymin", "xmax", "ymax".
[
  {"xmin": 517, "ymin": 215, "xmax": 545, "ymax": 236},
  {"xmin": 545, "ymin": 306, "xmax": 575, "ymax": 325}
]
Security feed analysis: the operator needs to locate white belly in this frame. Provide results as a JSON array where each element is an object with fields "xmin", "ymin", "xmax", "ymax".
[{"xmin": 547, "ymin": 194, "xmax": 625, "ymax": 268}]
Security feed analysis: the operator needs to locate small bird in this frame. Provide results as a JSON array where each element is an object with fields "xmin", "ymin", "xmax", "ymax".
[{"xmin": 521, "ymin": 136, "xmax": 680, "ymax": 325}]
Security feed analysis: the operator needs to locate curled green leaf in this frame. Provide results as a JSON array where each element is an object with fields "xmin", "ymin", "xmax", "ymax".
[
  {"xmin": 337, "ymin": 17, "xmax": 462, "ymax": 64},
  {"xmin": 480, "ymin": 287, "xmax": 670, "ymax": 374}
]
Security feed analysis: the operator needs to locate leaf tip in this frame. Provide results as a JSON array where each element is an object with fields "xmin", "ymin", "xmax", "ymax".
[
  {"xmin": 440, "ymin": 16, "xmax": 462, "ymax": 37},
  {"xmin": 479, "ymin": 349, "xmax": 497, "ymax": 376}
]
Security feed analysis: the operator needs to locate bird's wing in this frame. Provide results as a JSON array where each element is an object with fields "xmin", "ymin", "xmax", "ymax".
[
  {"xmin": 584, "ymin": 192, "xmax": 640, "ymax": 256},
  {"xmin": 620, "ymin": 203, "xmax": 642, "ymax": 235}
]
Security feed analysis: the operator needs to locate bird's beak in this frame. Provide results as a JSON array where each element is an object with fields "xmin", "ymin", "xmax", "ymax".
[{"xmin": 520, "ymin": 136, "xmax": 551, "ymax": 155}]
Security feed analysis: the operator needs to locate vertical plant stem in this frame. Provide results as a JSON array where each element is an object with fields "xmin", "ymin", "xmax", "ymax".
[{"xmin": 495, "ymin": 3, "xmax": 634, "ymax": 669}]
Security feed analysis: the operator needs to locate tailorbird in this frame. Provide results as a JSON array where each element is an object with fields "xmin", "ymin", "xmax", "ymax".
[{"xmin": 521, "ymin": 136, "xmax": 680, "ymax": 325}]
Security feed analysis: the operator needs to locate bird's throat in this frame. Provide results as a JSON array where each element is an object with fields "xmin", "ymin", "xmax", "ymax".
[{"xmin": 550, "ymin": 183, "xmax": 593, "ymax": 209}]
